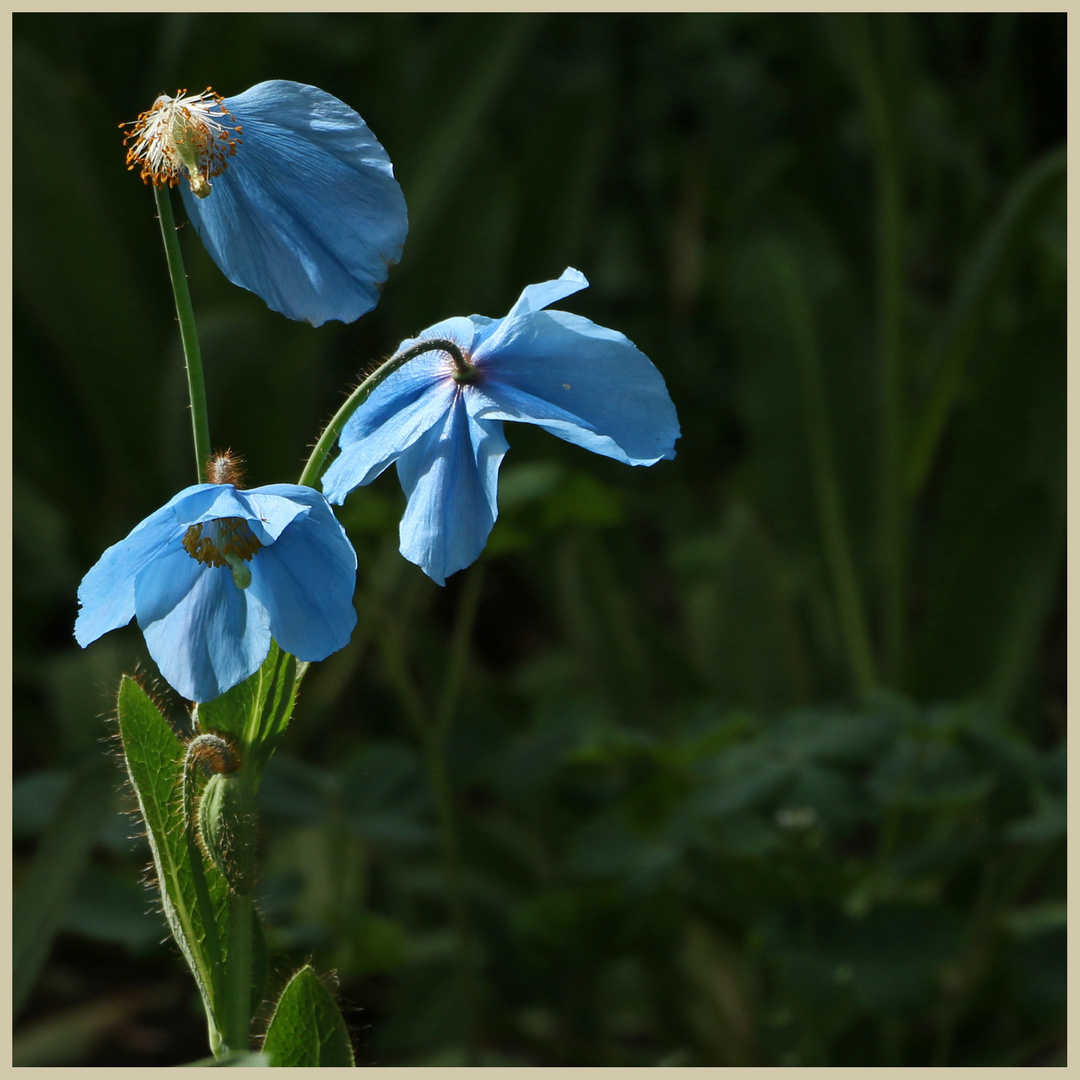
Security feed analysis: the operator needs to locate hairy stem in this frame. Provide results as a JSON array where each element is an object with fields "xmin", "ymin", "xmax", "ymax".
[
  {"xmin": 153, "ymin": 184, "xmax": 211, "ymax": 481},
  {"xmin": 297, "ymin": 338, "xmax": 470, "ymax": 489},
  {"xmin": 220, "ymin": 888, "xmax": 254, "ymax": 1055}
]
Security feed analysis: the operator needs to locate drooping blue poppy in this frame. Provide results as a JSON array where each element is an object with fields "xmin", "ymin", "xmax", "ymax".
[
  {"xmin": 75, "ymin": 481, "xmax": 358, "ymax": 702},
  {"xmin": 320, "ymin": 267, "xmax": 680, "ymax": 585},
  {"xmin": 122, "ymin": 81, "xmax": 408, "ymax": 326}
]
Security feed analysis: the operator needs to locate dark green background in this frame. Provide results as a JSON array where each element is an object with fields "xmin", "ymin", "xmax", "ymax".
[{"xmin": 13, "ymin": 13, "xmax": 1066, "ymax": 1066}]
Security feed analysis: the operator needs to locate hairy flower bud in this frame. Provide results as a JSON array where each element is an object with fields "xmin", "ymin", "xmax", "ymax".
[{"xmin": 197, "ymin": 771, "xmax": 257, "ymax": 895}]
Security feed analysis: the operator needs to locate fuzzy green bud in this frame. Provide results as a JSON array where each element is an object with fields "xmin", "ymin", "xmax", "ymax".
[{"xmin": 197, "ymin": 772, "xmax": 257, "ymax": 895}]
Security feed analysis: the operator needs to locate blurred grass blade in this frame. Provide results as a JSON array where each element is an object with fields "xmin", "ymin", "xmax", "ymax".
[
  {"xmin": 262, "ymin": 965, "xmax": 355, "ymax": 1067},
  {"xmin": 407, "ymin": 14, "xmax": 543, "ymax": 237},
  {"xmin": 13, "ymin": 986, "xmax": 174, "ymax": 1066},
  {"xmin": 905, "ymin": 143, "xmax": 1066, "ymax": 495},
  {"xmin": 768, "ymin": 240, "xmax": 878, "ymax": 693},
  {"xmin": 13, "ymin": 754, "xmax": 114, "ymax": 1018},
  {"xmin": 834, "ymin": 12, "xmax": 908, "ymax": 680}
]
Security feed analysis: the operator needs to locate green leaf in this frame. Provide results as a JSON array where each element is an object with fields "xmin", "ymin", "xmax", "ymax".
[
  {"xmin": 115, "ymin": 676, "xmax": 230, "ymax": 1043},
  {"xmin": 262, "ymin": 966, "xmax": 355, "ymax": 1067},
  {"xmin": 13, "ymin": 753, "xmax": 114, "ymax": 1017}
]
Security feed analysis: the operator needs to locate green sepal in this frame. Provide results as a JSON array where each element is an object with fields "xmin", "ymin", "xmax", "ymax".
[
  {"xmin": 195, "ymin": 641, "xmax": 305, "ymax": 775},
  {"xmin": 262, "ymin": 966, "xmax": 355, "ymax": 1067},
  {"xmin": 198, "ymin": 772, "xmax": 257, "ymax": 895},
  {"xmin": 116, "ymin": 676, "xmax": 230, "ymax": 1046}
]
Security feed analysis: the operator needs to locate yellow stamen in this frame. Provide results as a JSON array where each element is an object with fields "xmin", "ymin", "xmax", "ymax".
[{"xmin": 120, "ymin": 87, "xmax": 242, "ymax": 198}]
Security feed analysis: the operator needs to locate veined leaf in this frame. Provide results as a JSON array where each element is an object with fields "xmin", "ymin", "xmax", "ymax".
[
  {"xmin": 115, "ymin": 676, "xmax": 230, "ymax": 1045},
  {"xmin": 262, "ymin": 966, "xmax": 354, "ymax": 1067}
]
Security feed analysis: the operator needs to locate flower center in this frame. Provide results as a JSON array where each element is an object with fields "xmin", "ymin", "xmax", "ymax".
[
  {"xmin": 182, "ymin": 517, "xmax": 262, "ymax": 589},
  {"xmin": 121, "ymin": 88, "xmax": 242, "ymax": 198}
]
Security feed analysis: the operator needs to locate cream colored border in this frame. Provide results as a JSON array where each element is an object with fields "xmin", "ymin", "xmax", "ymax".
[{"xmin": 6, "ymin": 5, "xmax": 1071, "ymax": 1077}]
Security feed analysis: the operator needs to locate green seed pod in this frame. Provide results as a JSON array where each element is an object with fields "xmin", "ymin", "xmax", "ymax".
[{"xmin": 197, "ymin": 771, "xmax": 257, "ymax": 895}]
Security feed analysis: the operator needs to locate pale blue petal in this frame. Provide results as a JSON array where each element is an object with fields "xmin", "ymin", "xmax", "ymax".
[
  {"xmin": 73, "ymin": 483, "xmax": 215, "ymax": 647},
  {"xmin": 322, "ymin": 373, "xmax": 457, "ymax": 502},
  {"xmin": 474, "ymin": 310, "xmax": 680, "ymax": 464},
  {"xmin": 395, "ymin": 396, "xmax": 509, "ymax": 586},
  {"xmin": 181, "ymin": 80, "xmax": 408, "ymax": 326},
  {"xmin": 173, "ymin": 483, "xmax": 309, "ymax": 546},
  {"xmin": 502, "ymin": 267, "xmax": 589, "ymax": 322},
  {"xmin": 135, "ymin": 543, "xmax": 271, "ymax": 702},
  {"xmin": 231, "ymin": 488, "xmax": 311, "ymax": 546},
  {"xmin": 393, "ymin": 317, "xmax": 481, "ymax": 357},
  {"xmin": 246, "ymin": 486, "xmax": 357, "ymax": 660}
]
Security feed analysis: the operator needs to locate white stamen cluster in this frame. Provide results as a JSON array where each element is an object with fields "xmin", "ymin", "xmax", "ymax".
[{"xmin": 120, "ymin": 88, "xmax": 242, "ymax": 198}]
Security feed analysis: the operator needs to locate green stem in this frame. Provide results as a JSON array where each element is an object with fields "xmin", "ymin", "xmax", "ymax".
[
  {"xmin": 221, "ymin": 887, "xmax": 254, "ymax": 1055},
  {"xmin": 297, "ymin": 338, "xmax": 470, "ymax": 489},
  {"xmin": 153, "ymin": 184, "xmax": 211, "ymax": 481}
]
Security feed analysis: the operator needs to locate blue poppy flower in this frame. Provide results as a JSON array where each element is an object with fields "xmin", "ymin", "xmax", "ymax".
[
  {"xmin": 321, "ymin": 268, "xmax": 680, "ymax": 586},
  {"xmin": 123, "ymin": 81, "xmax": 408, "ymax": 326},
  {"xmin": 75, "ymin": 481, "xmax": 358, "ymax": 702}
]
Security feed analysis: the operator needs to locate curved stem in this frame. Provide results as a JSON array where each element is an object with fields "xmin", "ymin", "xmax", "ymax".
[
  {"xmin": 297, "ymin": 338, "xmax": 470, "ymax": 489},
  {"xmin": 153, "ymin": 184, "xmax": 211, "ymax": 481}
]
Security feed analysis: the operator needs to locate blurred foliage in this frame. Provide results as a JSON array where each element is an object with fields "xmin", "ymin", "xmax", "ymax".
[{"xmin": 13, "ymin": 12, "xmax": 1065, "ymax": 1067}]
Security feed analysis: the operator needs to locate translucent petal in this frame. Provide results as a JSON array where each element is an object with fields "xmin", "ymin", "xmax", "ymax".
[
  {"xmin": 181, "ymin": 80, "xmax": 408, "ymax": 326},
  {"xmin": 73, "ymin": 483, "xmax": 214, "ymax": 647},
  {"xmin": 322, "ymin": 373, "xmax": 457, "ymax": 502},
  {"xmin": 395, "ymin": 395, "xmax": 509, "ymax": 585},
  {"xmin": 392, "ymin": 317, "xmax": 481, "ymax": 358},
  {"xmin": 502, "ymin": 266, "xmax": 589, "ymax": 322},
  {"xmin": 246, "ymin": 486, "xmax": 357, "ymax": 660},
  {"xmin": 228, "ymin": 487, "xmax": 311, "ymax": 546},
  {"xmin": 475, "ymin": 310, "xmax": 680, "ymax": 464},
  {"xmin": 135, "ymin": 543, "xmax": 271, "ymax": 703}
]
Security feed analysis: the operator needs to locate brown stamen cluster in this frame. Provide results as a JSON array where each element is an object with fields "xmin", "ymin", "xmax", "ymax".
[{"xmin": 181, "ymin": 517, "xmax": 262, "ymax": 568}]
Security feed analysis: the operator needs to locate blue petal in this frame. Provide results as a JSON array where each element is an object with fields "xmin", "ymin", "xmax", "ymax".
[
  {"xmin": 245, "ymin": 486, "xmax": 357, "ymax": 660},
  {"xmin": 134, "ymin": 542, "xmax": 271, "ymax": 702},
  {"xmin": 181, "ymin": 80, "xmax": 408, "ymax": 326},
  {"xmin": 322, "ymin": 368, "xmax": 458, "ymax": 502},
  {"xmin": 474, "ymin": 310, "xmax": 680, "ymax": 464},
  {"xmin": 393, "ymin": 316, "xmax": 482, "ymax": 357},
  {"xmin": 503, "ymin": 267, "xmax": 589, "ymax": 321},
  {"xmin": 228, "ymin": 487, "xmax": 311, "ymax": 546},
  {"xmin": 74, "ymin": 483, "xmax": 216, "ymax": 647},
  {"xmin": 395, "ymin": 394, "xmax": 509, "ymax": 585},
  {"xmin": 169, "ymin": 483, "xmax": 310, "ymax": 547}
]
